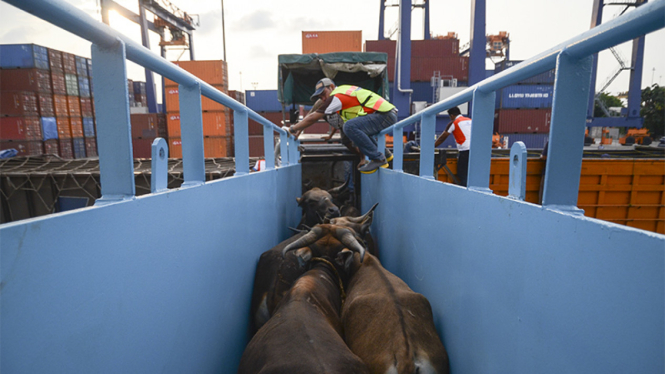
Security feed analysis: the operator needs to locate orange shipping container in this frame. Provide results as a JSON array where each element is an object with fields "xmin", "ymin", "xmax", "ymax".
[
  {"xmin": 69, "ymin": 117, "xmax": 84, "ymax": 138},
  {"xmin": 302, "ymin": 31, "xmax": 362, "ymax": 54},
  {"xmin": 164, "ymin": 84, "xmax": 228, "ymax": 112},
  {"xmin": 53, "ymin": 94, "xmax": 69, "ymax": 117},
  {"xmin": 164, "ymin": 60, "xmax": 228, "ymax": 87},
  {"xmin": 167, "ymin": 136, "xmax": 232, "ymax": 158},
  {"xmin": 66, "ymin": 95, "xmax": 81, "ymax": 117},
  {"xmin": 166, "ymin": 111, "xmax": 230, "ymax": 138},
  {"xmin": 56, "ymin": 117, "xmax": 72, "ymax": 139}
]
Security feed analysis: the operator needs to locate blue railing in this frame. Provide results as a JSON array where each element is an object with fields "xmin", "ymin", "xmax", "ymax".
[
  {"xmin": 2, "ymin": 0, "xmax": 299, "ymax": 203},
  {"xmin": 378, "ymin": 0, "xmax": 664, "ymax": 212}
]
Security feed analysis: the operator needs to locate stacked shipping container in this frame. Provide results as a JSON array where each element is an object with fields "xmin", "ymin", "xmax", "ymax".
[
  {"xmin": 163, "ymin": 60, "xmax": 231, "ymax": 158},
  {"xmin": 493, "ymin": 60, "xmax": 555, "ymax": 149},
  {"xmin": 0, "ymin": 44, "xmax": 97, "ymax": 158},
  {"xmin": 302, "ymin": 31, "xmax": 362, "ymax": 54}
]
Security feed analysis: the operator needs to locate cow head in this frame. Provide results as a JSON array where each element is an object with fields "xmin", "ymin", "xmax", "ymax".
[
  {"xmin": 282, "ymin": 224, "xmax": 367, "ymax": 273},
  {"xmin": 297, "ymin": 188, "xmax": 340, "ymax": 229},
  {"xmin": 329, "ymin": 203, "xmax": 378, "ymax": 238}
]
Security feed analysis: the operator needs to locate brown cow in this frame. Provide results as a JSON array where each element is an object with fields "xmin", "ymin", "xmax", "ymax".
[
  {"xmin": 297, "ymin": 187, "xmax": 340, "ymax": 229},
  {"xmin": 342, "ymin": 253, "xmax": 450, "ymax": 374},
  {"xmin": 239, "ymin": 225, "xmax": 369, "ymax": 374}
]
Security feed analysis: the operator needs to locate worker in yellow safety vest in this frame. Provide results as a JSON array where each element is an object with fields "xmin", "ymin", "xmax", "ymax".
[{"xmin": 286, "ymin": 78, "xmax": 398, "ymax": 174}]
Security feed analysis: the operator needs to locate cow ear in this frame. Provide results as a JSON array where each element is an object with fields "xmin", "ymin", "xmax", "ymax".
[
  {"xmin": 336, "ymin": 249, "xmax": 355, "ymax": 273},
  {"xmin": 296, "ymin": 197, "xmax": 303, "ymax": 206},
  {"xmin": 295, "ymin": 247, "xmax": 312, "ymax": 268}
]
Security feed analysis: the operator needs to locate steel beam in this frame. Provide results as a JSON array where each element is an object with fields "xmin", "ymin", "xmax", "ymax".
[
  {"xmin": 467, "ymin": 88, "xmax": 495, "ymax": 192},
  {"xmin": 468, "ymin": 0, "xmax": 486, "ymax": 86}
]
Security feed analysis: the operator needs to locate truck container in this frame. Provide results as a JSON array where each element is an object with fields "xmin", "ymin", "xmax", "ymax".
[
  {"xmin": 0, "ymin": 91, "xmax": 38, "ymax": 116},
  {"xmin": 0, "ymin": 44, "xmax": 49, "ymax": 70},
  {"xmin": 164, "ymin": 60, "xmax": 228, "ymax": 87},
  {"xmin": 0, "ymin": 116, "xmax": 42, "ymax": 140},
  {"xmin": 37, "ymin": 92, "xmax": 55, "ymax": 117},
  {"xmin": 0, "ymin": 68, "xmax": 53, "ymax": 93},
  {"xmin": 246, "ymin": 90, "xmax": 282, "ymax": 112},
  {"xmin": 496, "ymin": 84, "xmax": 554, "ymax": 109},
  {"xmin": 167, "ymin": 136, "xmax": 232, "ymax": 158},
  {"xmin": 75, "ymin": 56, "xmax": 88, "ymax": 77},
  {"xmin": 72, "ymin": 137, "xmax": 86, "ymax": 158},
  {"xmin": 0, "ymin": 139, "xmax": 43, "ymax": 156},
  {"xmin": 302, "ymin": 31, "xmax": 362, "ymax": 54},
  {"xmin": 61, "ymin": 52, "xmax": 76, "ymax": 74},
  {"xmin": 166, "ymin": 111, "xmax": 231, "ymax": 138},
  {"xmin": 40, "ymin": 117, "xmax": 58, "ymax": 141},
  {"xmin": 494, "ymin": 108, "xmax": 551, "ymax": 134},
  {"xmin": 82, "ymin": 117, "xmax": 95, "ymax": 137},
  {"xmin": 495, "ymin": 60, "xmax": 555, "ymax": 85}
]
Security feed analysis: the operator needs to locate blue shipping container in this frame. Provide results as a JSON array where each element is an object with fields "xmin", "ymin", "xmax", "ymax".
[
  {"xmin": 496, "ymin": 85, "xmax": 554, "ymax": 109},
  {"xmin": 504, "ymin": 133, "xmax": 549, "ymax": 149},
  {"xmin": 133, "ymin": 81, "xmax": 146, "ymax": 94},
  {"xmin": 86, "ymin": 58, "xmax": 92, "ymax": 77},
  {"xmin": 495, "ymin": 60, "xmax": 555, "ymax": 85},
  {"xmin": 82, "ymin": 117, "xmax": 95, "ymax": 137},
  {"xmin": 75, "ymin": 56, "xmax": 88, "ymax": 76},
  {"xmin": 246, "ymin": 90, "xmax": 282, "ymax": 112},
  {"xmin": 40, "ymin": 117, "xmax": 58, "ymax": 140},
  {"xmin": 72, "ymin": 138, "xmax": 86, "ymax": 158},
  {"xmin": 0, "ymin": 44, "xmax": 49, "ymax": 70},
  {"xmin": 78, "ymin": 76, "xmax": 91, "ymax": 98}
]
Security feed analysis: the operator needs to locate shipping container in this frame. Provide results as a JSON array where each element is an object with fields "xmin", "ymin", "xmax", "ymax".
[
  {"xmin": 77, "ymin": 76, "xmax": 91, "ymax": 98},
  {"xmin": 0, "ymin": 91, "xmax": 38, "ymax": 116},
  {"xmin": 494, "ymin": 108, "xmax": 552, "ymax": 134},
  {"xmin": 84, "ymin": 137, "xmax": 97, "ymax": 157},
  {"xmin": 75, "ymin": 56, "xmax": 88, "ymax": 77},
  {"xmin": 503, "ymin": 133, "xmax": 549, "ymax": 149},
  {"xmin": 0, "ymin": 139, "xmax": 43, "ymax": 156},
  {"xmin": 40, "ymin": 117, "xmax": 58, "ymax": 140},
  {"xmin": 411, "ymin": 56, "xmax": 468, "ymax": 82},
  {"xmin": 496, "ymin": 85, "xmax": 554, "ymax": 109},
  {"xmin": 130, "ymin": 113, "xmax": 160, "ymax": 138},
  {"xmin": 164, "ymin": 60, "xmax": 228, "ymax": 87},
  {"xmin": 53, "ymin": 94, "xmax": 69, "ymax": 117},
  {"xmin": 166, "ymin": 111, "xmax": 231, "ymax": 138},
  {"xmin": 228, "ymin": 90, "xmax": 245, "ymax": 105},
  {"xmin": 167, "ymin": 136, "xmax": 232, "ymax": 158},
  {"xmin": 44, "ymin": 138, "xmax": 59, "ymax": 155},
  {"xmin": 86, "ymin": 58, "xmax": 92, "ymax": 77},
  {"xmin": 69, "ymin": 117, "xmax": 84, "ymax": 138},
  {"xmin": 156, "ymin": 113, "xmax": 167, "ymax": 138},
  {"xmin": 132, "ymin": 137, "xmax": 156, "ymax": 158},
  {"xmin": 66, "ymin": 95, "xmax": 81, "ymax": 117},
  {"xmin": 0, "ymin": 44, "xmax": 49, "ymax": 70},
  {"xmin": 134, "ymin": 93, "xmax": 148, "ymax": 106},
  {"xmin": 132, "ymin": 81, "xmax": 147, "ymax": 94},
  {"xmin": 80, "ymin": 97, "xmax": 93, "ymax": 117},
  {"xmin": 495, "ymin": 60, "xmax": 555, "ymax": 85},
  {"xmin": 0, "ymin": 116, "xmax": 41, "ymax": 140},
  {"xmin": 302, "ymin": 31, "xmax": 362, "ymax": 54},
  {"xmin": 248, "ymin": 135, "xmax": 268, "ymax": 157},
  {"xmin": 82, "ymin": 117, "xmax": 95, "ymax": 137},
  {"xmin": 411, "ymin": 39, "xmax": 459, "ymax": 57},
  {"xmin": 37, "ymin": 93, "xmax": 55, "ymax": 117},
  {"xmin": 56, "ymin": 117, "xmax": 72, "ymax": 139},
  {"xmin": 248, "ymin": 111, "xmax": 284, "ymax": 135},
  {"xmin": 48, "ymin": 48, "xmax": 63, "ymax": 72},
  {"xmin": 164, "ymin": 84, "xmax": 227, "ymax": 112},
  {"xmin": 64, "ymin": 74, "xmax": 79, "ymax": 96},
  {"xmin": 61, "ymin": 52, "xmax": 76, "ymax": 74},
  {"xmin": 364, "ymin": 39, "xmax": 395, "ymax": 58},
  {"xmin": 246, "ymin": 90, "xmax": 282, "ymax": 112},
  {"xmin": 50, "ymin": 71, "xmax": 67, "ymax": 95},
  {"xmin": 0, "ymin": 68, "xmax": 53, "ymax": 93},
  {"xmin": 72, "ymin": 137, "xmax": 86, "ymax": 158},
  {"xmin": 58, "ymin": 138, "xmax": 73, "ymax": 158}
]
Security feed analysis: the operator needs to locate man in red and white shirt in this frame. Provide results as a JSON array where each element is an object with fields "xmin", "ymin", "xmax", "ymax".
[{"xmin": 435, "ymin": 106, "xmax": 472, "ymax": 186}]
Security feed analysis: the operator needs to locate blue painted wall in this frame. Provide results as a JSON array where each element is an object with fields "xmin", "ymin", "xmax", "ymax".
[
  {"xmin": 1, "ymin": 165, "xmax": 302, "ymax": 373},
  {"xmin": 361, "ymin": 169, "xmax": 664, "ymax": 374}
]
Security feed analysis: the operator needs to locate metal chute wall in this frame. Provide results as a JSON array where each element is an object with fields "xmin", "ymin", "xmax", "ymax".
[
  {"xmin": 361, "ymin": 170, "xmax": 664, "ymax": 373},
  {"xmin": 0, "ymin": 165, "xmax": 302, "ymax": 373}
]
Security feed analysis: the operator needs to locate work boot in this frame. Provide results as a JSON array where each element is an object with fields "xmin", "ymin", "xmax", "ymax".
[
  {"xmin": 358, "ymin": 157, "xmax": 389, "ymax": 174},
  {"xmin": 385, "ymin": 148, "xmax": 393, "ymax": 162}
]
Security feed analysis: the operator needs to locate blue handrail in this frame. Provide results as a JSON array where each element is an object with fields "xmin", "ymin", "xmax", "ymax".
[
  {"xmin": 2, "ymin": 0, "xmax": 298, "ymax": 200},
  {"xmin": 377, "ymin": 0, "xmax": 664, "ymax": 212}
]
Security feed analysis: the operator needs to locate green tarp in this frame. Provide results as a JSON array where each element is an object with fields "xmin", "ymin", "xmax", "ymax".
[{"xmin": 278, "ymin": 52, "xmax": 389, "ymax": 106}]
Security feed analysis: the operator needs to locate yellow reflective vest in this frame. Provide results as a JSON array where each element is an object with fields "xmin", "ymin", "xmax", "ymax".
[{"xmin": 330, "ymin": 85, "xmax": 395, "ymax": 121}]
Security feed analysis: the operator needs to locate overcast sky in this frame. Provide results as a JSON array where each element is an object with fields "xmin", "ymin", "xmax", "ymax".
[{"xmin": 1, "ymin": 0, "xmax": 663, "ymax": 98}]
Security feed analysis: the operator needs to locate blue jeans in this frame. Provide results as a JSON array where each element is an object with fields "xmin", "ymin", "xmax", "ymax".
[{"xmin": 343, "ymin": 110, "xmax": 398, "ymax": 161}]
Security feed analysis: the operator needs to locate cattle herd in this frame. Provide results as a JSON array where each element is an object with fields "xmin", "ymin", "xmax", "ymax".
[{"xmin": 239, "ymin": 184, "xmax": 450, "ymax": 374}]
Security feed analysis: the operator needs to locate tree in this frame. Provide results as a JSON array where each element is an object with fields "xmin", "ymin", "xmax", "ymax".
[
  {"xmin": 593, "ymin": 92, "xmax": 623, "ymax": 117},
  {"xmin": 641, "ymin": 84, "xmax": 664, "ymax": 138}
]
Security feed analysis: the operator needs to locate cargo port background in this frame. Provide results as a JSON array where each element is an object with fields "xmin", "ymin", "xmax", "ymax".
[{"xmin": 1, "ymin": 0, "xmax": 663, "ymax": 99}]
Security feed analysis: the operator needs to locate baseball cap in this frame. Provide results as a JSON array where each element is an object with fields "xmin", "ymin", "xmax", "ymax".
[{"xmin": 310, "ymin": 78, "xmax": 335, "ymax": 100}]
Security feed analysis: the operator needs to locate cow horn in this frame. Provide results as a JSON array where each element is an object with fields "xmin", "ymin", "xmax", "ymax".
[
  {"xmin": 335, "ymin": 228, "xmax": 366, "ymax": 263},
  {"xmin": 327, "ymin": 178, "xmax": 349, "ymax": 195},
  {"xmin": 282, "ymin": 226, "xmax": 323, "ymax": 258},
  {"xmin": 342, "ymin": 202, "xmax": 379, "ymax": 223}
]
